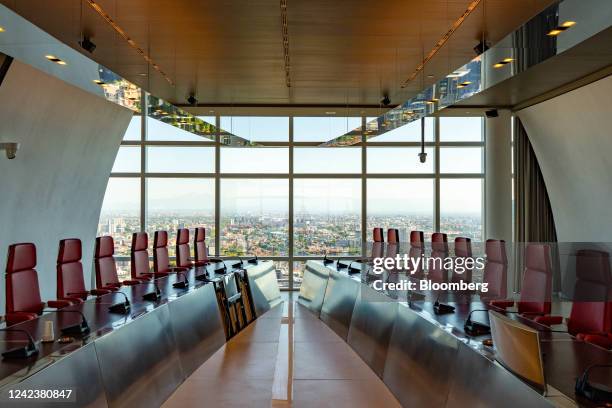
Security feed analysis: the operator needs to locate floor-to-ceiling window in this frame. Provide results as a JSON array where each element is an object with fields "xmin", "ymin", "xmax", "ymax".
[{"xmin": 98, "ymin": 100, "xmax": 485, "ymax": 288}]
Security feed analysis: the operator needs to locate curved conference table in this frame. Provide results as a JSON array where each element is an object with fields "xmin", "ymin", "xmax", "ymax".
[
  {"xmin": 0, "ymin": 260, "xmax": 282, "ymax": 408},
  {"xmin": 298, "ymin": 260, "xmax": 612, "ymax": 408}
]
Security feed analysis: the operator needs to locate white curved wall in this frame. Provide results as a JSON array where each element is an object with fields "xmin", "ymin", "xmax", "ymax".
[{"xmin": 0, "ymin": 60, "xmax": 132, "ymax": 315}]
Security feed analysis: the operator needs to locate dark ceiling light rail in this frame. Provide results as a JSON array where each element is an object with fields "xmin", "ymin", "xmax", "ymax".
[
  {"xmin": 400, "ymin": 0, "xmax": 482, "ymax": 88},
  {"xmin": 85, "ymin": 0, "xmax": 174, "ymax": 85},
  {"xmin": 280, "ymin": 0, "xmax": 291, "ymax": 88}
]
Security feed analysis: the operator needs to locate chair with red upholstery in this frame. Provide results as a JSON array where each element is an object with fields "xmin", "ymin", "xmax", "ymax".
[
  {"xmin": 387, "ymin": 228, "xmax": 399, "ymax": 244},
  {"xmin": 193, "ymin": 227, "xmax": 209, "ymax": 266},
  {"xmin": 153, "ymin": 231, "xmax": 189, "ymax": 274},
  {"xmin": 428, "ymin": 233, "xmax": 448, "ymax": 282},
  {"xmin": 4, "ymin": 243, "xmax": 73, "ymax": 326},
  {"xmin": 176, "ymin": 228, "xmax": 194, "ymax": 269},
  {"xmin": 481, "ymin": 239, "xmax": 508, "ymax": 301},
  {"xmin": 373, "ymin": 228, "xmax": 384, "ymax": 243},
  {"xmin": 94, "ymin": 236, "xmax": 141, "ymax": 291},
  {"xmin": 452, "ymin": 237, "xmax": 473, "ymax": 283},
  {"xmin": 490, "ymin": 244, "xmax": 552, "ymax": 317},
  {"xmin": 130, "ymin": 232, "xmax": 154, "ymax": 281},
  {"xmin": 408, "ymin": 231, "xmax": 424, "ymax": 277},
  {"xmin": 535, "ymin": 249, "xmax": 612, "ymax": 349},
  {"xmin": 57, "ymin": 239, "xmax": 111, "ymax": 304}
]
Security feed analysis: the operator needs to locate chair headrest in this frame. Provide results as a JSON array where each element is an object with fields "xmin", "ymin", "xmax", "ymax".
[
  {"xmin": 177, "ymin": 228, "xmax": 189, "ymax": 245},
  {"xmin": 410, "ymin": 231, "xmax": 424, "ymax": 247},
  {"xmin": 95, "ymin": 236, "xmax": 115, "ymax": 258},
  {"xmin": 486, "ymin": 239, "xmax": 507, "ymax": 264},
  {"xmin": 154, "ymin": 230, "xmax": 168, "ymax": 248},
  {"xmin": 58, "ymin": 239, "xmax": 82, "ymax": 264},
  {"xmin": 454, "ymin": 237, "xmax": 472, "ymax": 256},
  {"xmin": 6, "ymin": 243, "xmax": 36, "ymax": 273},
  {"xmin": 387, "ymin": 228, "xmax": 399, "ymax": 243},
  {"xmin": 576, "ymin": 249, "xmax": 611, "ymax": 283},
  {"xmin": 195, "ymin": 227, "xmax": 205, "ymax": 242},
  {"xmin": 373, "ymin": 228, "xmax": 384, "ymax": 243},
  {"xmin": 431, "ymin": 233, "xmax": 448, "ymax": 251},
  {"xmin": 525, "ymin": 244, "xmax": 551, "ymax": 273},
  {"xmin": 132, "ymin": 232, "xmax": 148, "ymax": 252}
]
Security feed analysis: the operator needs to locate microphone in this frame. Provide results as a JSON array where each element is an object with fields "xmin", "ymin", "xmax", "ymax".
[
  {"xmin": 231, "ymin": 259, "xmax": 243, "ymax": 269},
  {"xmin": 139, "ymin": 279, "xmax": 162, "ymax": 302},
  {"xmin": 575, "ymin": 364, "xmax": 612, "ymax": 403},
  {"xmin": 0, "ymin": 328, "xmax": 39, "ymax": 359},
  {"xmin": 464, "ymin": 309, "xmax": 491, "ymax": 336},
  {"xmin": 209, "ymin": 258, "xmax": 228, "ymax": 274},
  {"xmin": 247, "ymin": 256, "xmax": 258, "ymax": 264},
  {"xmin": 323, "ymin": 254, "xmax": 333, "ymax": 265},
  {"xmin": 173, "ymin": 271, "xmax": 189, "ymax": 289},
  {"xmin": 347, "ymin": 260, "xmax": 363, "ymax": 275},
  {"xmin": 433, "ymin": 292, "xmax": 455, "ymax": 315},
  {"xmin": 336, "ymin": 260, "xmax": 349, "ymax": 270},
  {"xmin": 42, "ymin": 309, "xmax": 90, "ymax": 335},
  {"xmin": 103, "ymin": 291, "xmax": 131, "ymax": 315}
]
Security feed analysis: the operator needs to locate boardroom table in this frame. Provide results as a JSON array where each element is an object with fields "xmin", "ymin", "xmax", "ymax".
[
  {"xmin": 298, "ymin": 260, "xmax": 612, "ymax": 408},
  {"xmin": 0, "ymin": 260, "xmax": 282, "ymax": 408}
]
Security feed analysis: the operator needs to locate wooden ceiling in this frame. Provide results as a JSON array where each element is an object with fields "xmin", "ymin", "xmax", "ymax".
[{"xmin": 1, "ymin": 0, "xmax": 556, "ymax": 107}]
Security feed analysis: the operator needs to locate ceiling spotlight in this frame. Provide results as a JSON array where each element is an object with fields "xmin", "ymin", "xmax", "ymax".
[
  {"xmin": 0, "ymin": 26, "xmax": 5, "ymax": 33},
  {"xmin": 493, "ymin": 63, "xmax": 505, "ymax": 68},
  {"xmin": 427, "ymin": 74, "xmax": 435, "ymax": 79},
  {"xmin": 93, "ymin": 79, "xmax": 106, "ymax": 85},
  {"xmin": 502, "ymin": 58, "xmax": 514, "ymax": 63},
  {"xmin": 547, "ymin": 21, "xmax": 576, "ymax": 36},
  {"xmin": 79, "ymin": 36, "xmax": 97, "ymax": 54},
  {"xmin": 187, "ymin": 94, "xmax": 198, "ymax": 106},
  {"xmin": 561, "ymin": 21, "xmax": 576, "ymax": 28},
  {"xmin": 45, "ymin": 55, "xmax": 67, "ymax": 65}
]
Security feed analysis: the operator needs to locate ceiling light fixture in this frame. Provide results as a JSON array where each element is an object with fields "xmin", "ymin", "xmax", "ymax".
[
  {"xmin": 401, "ymin": 0, "xmax": 482, "ymax": 87},
  {"xmin": 325, "ymin": 111, "xmax": 336, "ymax": 115},
  {"xmin": 493, "ymin": 57, "xmax": 514, "ymax": 68},
  {"xmin": 93, "ymin": 79, "xmax": 105, "ymax": 85},
  {"xmin": 85, "ymin": 0, "xmax": 173, "ymax": 85},
  {"xmin": 446, "ymin": 69, "xmax": 470, "ymax": 78},
  {"xmin": 547, "ymin": 21, "xmax": 576, "ymax": 36},
  {"xmin": 45, "ymin": 55, "xmax": 67, "ymax": 65},
  {"xmin": 0, "ymin": 26, "xmax": 5, "ymax": 33}
]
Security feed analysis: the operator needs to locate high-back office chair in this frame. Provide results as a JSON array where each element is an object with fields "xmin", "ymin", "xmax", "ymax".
[
  {"xmin": 535, "ymin": 249, "xmax": 612, "ymax": 349},
  {"xmin": 481, "ymin": 239, "xmax": 508, "ymax": 301},
  {"xmin": 175, "ymin": 228, "xmax": 193, "ymax": 269},
  {"xmin": 57, "ymin": 239, "xmax": 111, "ymax": 303},
  {"xmin": 5, "ymin": 243, "xmax": 73, "ymax": 326},
  {"xmin": 193, "ymin": 227, "xmax": 209, "ymax": 266},
  {"xmin": 131, "ymin": 232, "xmax": 153, "ymax": 281},
  {"xmin": 453, "ymin": 237, "xmax": 473, "ymax": 283},
  {"xmin": 409, "ymin": 231, "xmax": 424, "ymax": 277},
  {"xmin": 94, "ymin": 236, "xmax": 141, "ymax": 291},
  {"xmin": 387, "ymin": 228, "xmax": 399, "ymax": 244},
  {"xmin": 429, "ymin": 233, "xmax": 448, "ymax": 282},
  {"xmin": 491, "ymin": 244, "xmax": 552, "ymax": 317},
  {"xmin": 153, "ymin": 231, "xmax": 189, "ymax": 274},
  {"xmin": 373, "ymin": 227, "xmax": 384, "ymax": 243}
]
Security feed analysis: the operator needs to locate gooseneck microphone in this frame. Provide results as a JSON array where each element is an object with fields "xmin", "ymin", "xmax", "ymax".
[
  {"xmin": 99, "ymin": 291, "xmax": 131, "ymax": 314},
  {"xmin": 42, "ymin": 309, "xmax": 90, "ymax": 335},
  {"xmin": 433, "ymin": 292, "xmax": 456, "ymax": 315},
  {"xmin": 347, "ymin": 260, "xmax": 363, "ymax": 275},
  {"xmin": 140, "ymin": 279, "xmax": 162, "ymax": 302},
  {"xmin": 247, "ymin": 255, "xmax": 258, "ymax": 264},
  {"xmin": 173, "ymin": 271, "xmax": 189, "ymax": 289},
  {"xmin": 323, "ymin": 254, "xmax": 333, "ymax": 265},
  {"xmin": 209, "ymin": 258, "xmax": 228, "ymax": 274},
  {"xmin": 0, "ymin": 328, "xmax": 39, "ymax": 359},
  {"xmin": 231, "ymin": 259, "xmax": 244, "ymax": 269},
  {"xmin": 464, "ymin": 309, "xmax": 491, "ymax": 336},
  {"xmin": 575, "ymin": 364, "xmax": 612, "ymax": 403}
]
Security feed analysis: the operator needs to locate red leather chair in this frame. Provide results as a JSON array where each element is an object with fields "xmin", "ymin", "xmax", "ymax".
[
  {"xmin": 94, "ymin": 236, "xmax": 141, "ymax": 291},
  {"xmin": 409, "ymin": 231, "xmax": 424, "ymax": 277},
  {"xmin": 387, "ymin": 228, "xmax": 399, "ymax": 244},
  {"xmin": 130, "ymin": 232, "xmax": 154, "ymax": 281},
  {"xmin": 193, "ymin": 227, "xmax": 209, "ymax": 266},
  {"xmin": 153, "ymin": 231, "xmax": 189, "ymax": 274},
  {"xmin": 176, "ymin": 228, "xmax": 193, "ymax": 269},
  {"xmin": 452, "ymin": 237, "xmax": 472, "ymax": 283},
  {"xmin": 57, "ymin": 239, "xmax": 110, "ymax": 303},
  {"xmin": 373, "ymin": 228, "xmax": 384, "ymax": 243},
  {"xmin": 4, "ymin": 243, "xmax": 72, "ymax": 326},
  {"xmin": 481, "ymin": 239, "xmax": 508, "ymax": 301},
  {"xmin": 490, "ymin": 244, "xmax": 552, "ymax": 317},
  {"xmin": 535, "ymin": 249, "xmax": 612, "ymax": 349},
  {"xmin": 428, "ymin": 232, "xmax": 448, "ymax": 282}
]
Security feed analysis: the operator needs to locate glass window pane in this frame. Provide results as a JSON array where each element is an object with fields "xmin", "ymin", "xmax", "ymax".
[
  {"xmin": 440, "ymin": 179, "xmax": 483, "ymax": 241},
  {"xmin": 147, "ymin": 178, "xmax": 216, "ymax": 257},
  {"xmin": 294, "ymin": 179, "xmax": 361, "ymax": 256},
  {"xmin": 147, "ymin": 117, "xmax": 213, "ymax": 142},
  {"xmin": 197, "ymin": 116, "xmax": 216, "ymax": 126},
  {"xmin": 440, "ymin": 117, "xmax": 483, "ymax": 141},
  {"xmin": 367, "ymin": 179, "xmax": 434, "ymax": 242},
  {"xmin": 220, "ymin": 179, "xmax": 288, "ymax": 256},
  {"xmin": 146, "ymin": 147, "xmax": 215, "ymax": 173},
  {"xmin": 221, "ymin": 147, "xmax": 288, "ymax": 173},
  {"xmin": 294, "ymin": 117, "xmax": 361, "ymax": 142},
  {"xmin": 111, "ymin": 146, "xmax": 140, "ymax": 173},
  {"xmin": 274, "ymin": 261, "xmax": 290, "ymax": 290},
  {"xmin": 220, "ymin": 116, "xmax": 289, "ymax": 142},
  {"xmin": 97, "ymin": 178, "xmax": 141, "ymax": 256},
  {"xmin": 366, "ymin": 117, "xmax": 434, "ymax": 142},
  {"xmin": 123, "ymin": 116, "xmax": 141, "ymax": 140},
  {"xmin": 294, "ymin": 148, "xmax": 361, "ymax": 174},
  {"xmin": 439, "ymin": 147, "xmax": 483, "ymax": 173},
  {"xmin": 367, "ymin": 147, "xmax": 434, "ymax": 173}
]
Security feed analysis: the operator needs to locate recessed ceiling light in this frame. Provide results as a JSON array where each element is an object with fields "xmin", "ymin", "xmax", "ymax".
[
  {"xmin": 325, "ymin": 111, "xmax": 336, "ymax": 115},
  {"xmin": 45, "ymin": 55, "xmax": 67, "ymax": 65},
  {"xmin": 136, "ymin": 73, "xmax": 148, "ymax": 77},
  {"xmin": 547, "ymin": 29, "xmax": 563, "ymax": 36},
  {"xmin": 561, "ymin": 21, "xmax": 576, "ymax": 28},
  {"xmin": 493, "ymin": 63, "xmax": 505, "ymax": 68},
  {"xmin": 93, "ymin": 79, "xmax": 105, "ymax": 85},
  {"xmin": 209, "ymin": 110, "xmax": 215, "ymax": 113},
  {"xmin": 0, "ymin": 26, "xmax": 5, "ymax": 33},
  {"xmin": 427, "ymin": 74, "xmax": 434, "ymax": 79},
  {"xmin": 502, "ymin": 58, "xmax": 514, "ymax": 63}
]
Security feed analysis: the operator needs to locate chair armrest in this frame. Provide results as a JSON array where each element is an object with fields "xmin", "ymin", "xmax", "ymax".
[
  {"xmin": 193, "ymin": 260, "xmax": 209, "ymax": 267},
  {"xmin": 577, "ymin": 333, "xmax": 612, "ymax": 350},
  {"xmin": 47, "ymin": 299, "xmax": 75, "ymax": 308},
  {"xmin": 534, "ymin": 315, "xmax": 563, "ymax": 326},
  {"xmin": 67, "ymin": 291, "xmax": 90, "ymax": 300},
  {"xmin": 489, "ymin": 300, "xmax": 514, "ymax": 309},
  {"xmin": 90, "ymin": 288, "xmax": 112, "ymax": 296},
  {"xmin": 121, "ymin": 279, "xmax": 142, "ymax": 286},
  {"xmin": 168, "ymin": 266, "xmax": 189, "ymax": 273},
  {"xmin": 5, "ymin": 312, "xmax": 39, "ymax": 326}
]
